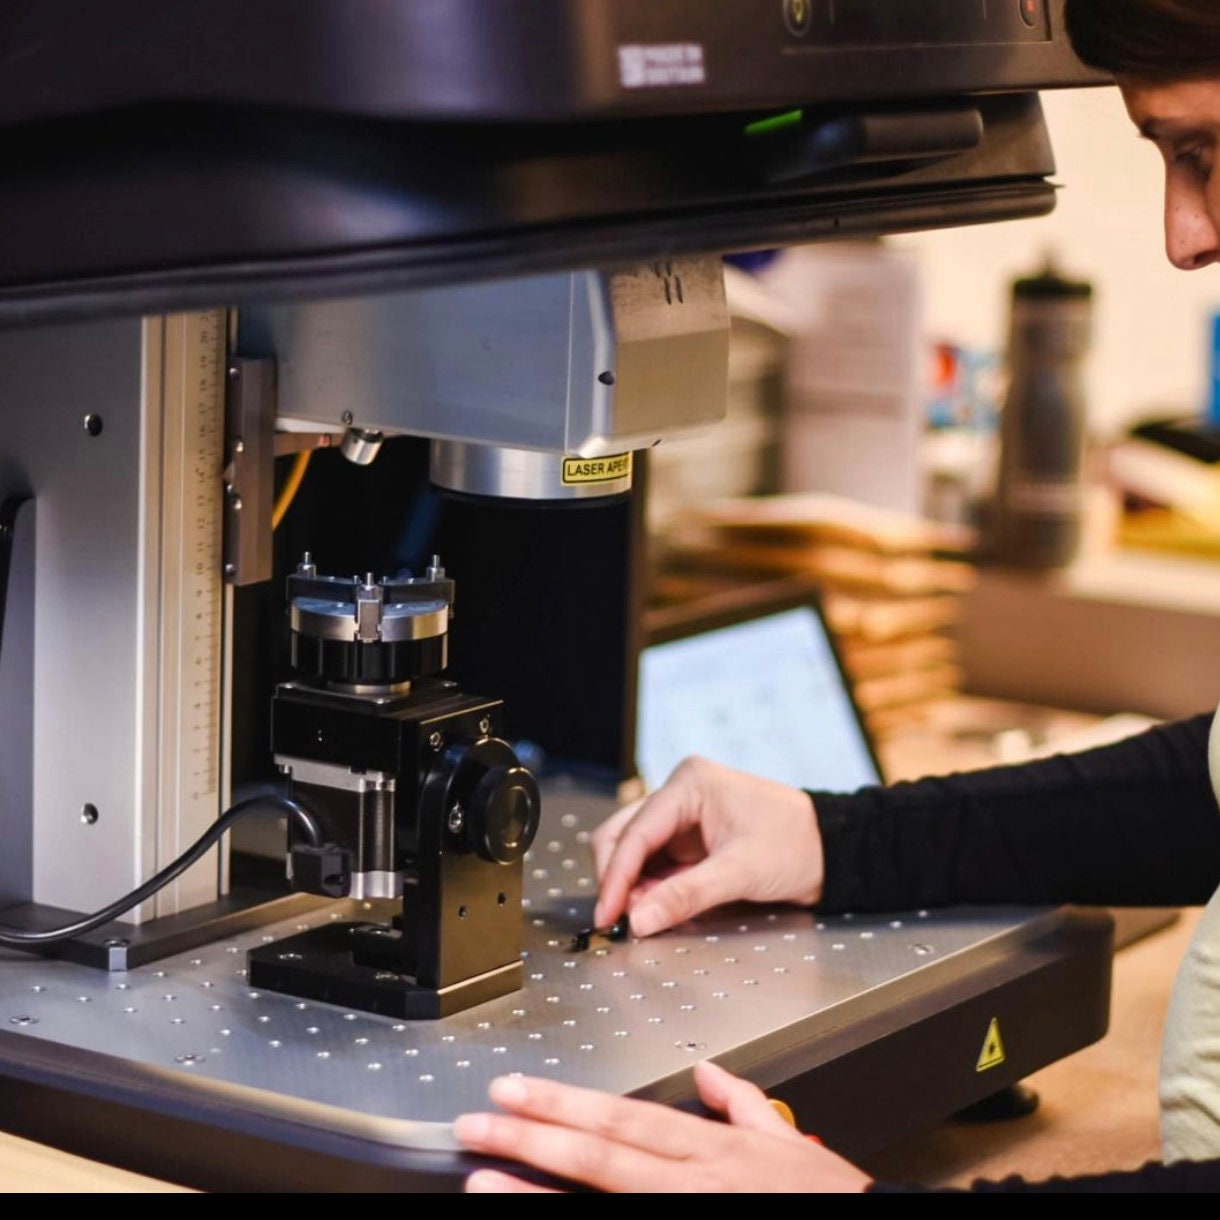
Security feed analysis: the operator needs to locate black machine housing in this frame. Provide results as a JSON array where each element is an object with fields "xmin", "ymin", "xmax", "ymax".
[{"xmin": 0, "ymin": 1, "xmax": 1107, "ymax": 326}]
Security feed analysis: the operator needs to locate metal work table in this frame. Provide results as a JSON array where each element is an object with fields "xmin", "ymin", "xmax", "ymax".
[{"xmin": 0, "ymin": 775, "xmax": 1111, "ymax": 1192}]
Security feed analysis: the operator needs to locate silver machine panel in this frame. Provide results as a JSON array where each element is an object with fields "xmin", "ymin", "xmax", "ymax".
[
  {"xmin": 240, "ymin": 257, "xmax": 729, "ymax": 458},
  {"xmin": 0, "ymin": 314, "xmax": 228, "ymax": 920}
]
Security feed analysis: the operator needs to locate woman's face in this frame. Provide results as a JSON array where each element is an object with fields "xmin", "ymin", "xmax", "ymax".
[{"xmin": 1120, "ymin": 75, "xmax": 1220, "ymax": 271}]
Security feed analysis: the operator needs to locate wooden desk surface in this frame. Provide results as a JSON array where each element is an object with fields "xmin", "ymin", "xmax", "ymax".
[{"xmin": 0, "ymin": 1131, "xmax": 194, "ymax": 1193}]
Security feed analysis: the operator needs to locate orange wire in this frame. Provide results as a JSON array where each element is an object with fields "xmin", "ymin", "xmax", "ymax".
[{"xmin": 272, "ymin": 449, "xmax": 313, "ymax": 530}]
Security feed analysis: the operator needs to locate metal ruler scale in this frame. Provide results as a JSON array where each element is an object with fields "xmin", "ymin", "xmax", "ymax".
[{"xmin": 148, "ymin": 311, "xmax": 228, "ymax": 919}]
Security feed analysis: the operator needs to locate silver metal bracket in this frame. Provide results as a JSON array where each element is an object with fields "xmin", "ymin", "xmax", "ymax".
[{"xmin": 223, "ymin": 356, "xmax": 277, "ymax": 586}]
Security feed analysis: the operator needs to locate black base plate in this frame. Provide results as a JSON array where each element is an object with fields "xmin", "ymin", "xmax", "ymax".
[{"xmin": 246, "ymin": 921, "xmax": 524, "ymax": 1019}]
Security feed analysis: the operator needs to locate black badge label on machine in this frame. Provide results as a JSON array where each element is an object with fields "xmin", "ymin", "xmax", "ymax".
[{"xmin": 562, "ymin": 453, "xmax": 632, "ymax": 485}]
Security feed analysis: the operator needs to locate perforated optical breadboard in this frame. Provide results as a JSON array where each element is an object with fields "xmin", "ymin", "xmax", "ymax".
[{"xmin": 0, "ymin": 776, "xmax": 1051, "ymax": 1148}]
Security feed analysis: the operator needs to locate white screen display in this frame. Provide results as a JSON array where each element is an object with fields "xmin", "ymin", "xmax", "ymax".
[{"xmin": 636, "ymin": 605, "xmax": 881, "ymax": 794}]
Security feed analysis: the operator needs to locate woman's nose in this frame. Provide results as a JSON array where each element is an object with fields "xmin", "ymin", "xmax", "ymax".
[{"xmin": 1165, "ymin": 188, "xmax": 1220, "ymax": 271}]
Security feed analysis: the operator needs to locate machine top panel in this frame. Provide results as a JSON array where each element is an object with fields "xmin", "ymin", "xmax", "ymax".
[
  {"xmin": 0, "ymin": 1, "xmax": 1106, "ymax": 324},
  {"xmin": 0, "ymin": 0, "xmax": 1106, "ymax": 127}
]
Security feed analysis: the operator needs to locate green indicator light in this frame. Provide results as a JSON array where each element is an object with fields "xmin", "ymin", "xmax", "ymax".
[{"xmin": 744, "ymin": 109, "xmax": 804, "ymax": 138}]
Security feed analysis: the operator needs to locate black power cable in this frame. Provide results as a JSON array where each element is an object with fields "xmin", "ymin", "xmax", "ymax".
[{"xmin": 0, "ymin": 793, "xmax": 321, "ymax": 948}]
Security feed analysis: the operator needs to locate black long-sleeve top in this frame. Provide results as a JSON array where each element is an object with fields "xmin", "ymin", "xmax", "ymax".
[{"xmin": 808, "ymin": 711, "xmax": 1220, "ymax": 1193}]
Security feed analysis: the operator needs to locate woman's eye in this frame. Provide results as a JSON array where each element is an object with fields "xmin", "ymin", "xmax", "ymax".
[{"xmin": 1172, "ymin": 143, "xmax": 1214, "ymax": 179}]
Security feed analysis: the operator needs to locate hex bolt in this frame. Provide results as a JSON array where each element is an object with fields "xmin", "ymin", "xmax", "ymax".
[
  {"xmin": 478, "ymin": 717, "xmax": 491, "ymax": 735},
  {"xmin": 428, "ymin": 731, "xmax": 443, "ymax": 751},
  {"xmin": 447, "ymin": 804, "xmax": 465, "ymax": 835}
]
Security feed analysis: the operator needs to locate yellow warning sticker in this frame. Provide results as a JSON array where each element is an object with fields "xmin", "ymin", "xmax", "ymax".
[
  {"xmin": 976, "ymin": 1017, "xmax": 1006, "ymax": 1072},
  {"xmin": 562, "ymin": 453, "xmax": 632, "ymax": 485}
]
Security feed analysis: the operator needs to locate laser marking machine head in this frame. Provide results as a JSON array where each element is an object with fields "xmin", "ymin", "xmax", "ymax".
[
  {"xmin": 237, "ymin": 255, "xmax": 732, "ymax": 511},
  {"xmin": 0, "ymin": 2, "xmax": 1108, "ymax": 1019}
]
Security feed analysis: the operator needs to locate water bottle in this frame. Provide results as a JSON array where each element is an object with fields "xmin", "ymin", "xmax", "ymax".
[{"xmin": 988, "ymin": 256, "xmax": 1094, "ymax": 570}]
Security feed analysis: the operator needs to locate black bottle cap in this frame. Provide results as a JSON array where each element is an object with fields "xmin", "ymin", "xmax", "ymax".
[{"xmin": 1012, "ymin": 257, "xmax": 1092, "ymax": 300}]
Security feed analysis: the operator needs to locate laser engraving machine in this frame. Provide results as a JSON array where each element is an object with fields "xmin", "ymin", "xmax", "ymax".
[{"xmin": 0, "ymin": 1, "xmax": 1112, "ymax": 1193}]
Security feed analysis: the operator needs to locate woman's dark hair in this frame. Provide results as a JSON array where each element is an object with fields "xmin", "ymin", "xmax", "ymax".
[{"xmin": 1065, "ymin": 0, "xmax": 1220, "ymax": 78}]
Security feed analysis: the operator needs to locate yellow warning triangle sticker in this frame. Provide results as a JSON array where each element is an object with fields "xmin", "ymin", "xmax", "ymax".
[{"xmin": 976, "ymin": 1017, "xmax": 1006, "ymax": 1072}]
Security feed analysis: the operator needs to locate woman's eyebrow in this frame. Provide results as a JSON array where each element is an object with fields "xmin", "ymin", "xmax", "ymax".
[{"xmin": 1138, "ymin": 116, "xmax": 1214, "ymax": 142}]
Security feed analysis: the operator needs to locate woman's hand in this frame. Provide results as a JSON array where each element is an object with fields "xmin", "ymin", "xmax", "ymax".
[
  {"xmin": 592, "ymin": 756, "xmax": 826, "ymax": 937},
  {"xmin": 454, "ymin": 1059, "xmax": 874, "ymax": 1194}
]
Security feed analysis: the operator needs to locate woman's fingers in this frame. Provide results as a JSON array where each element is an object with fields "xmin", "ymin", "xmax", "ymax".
[
  {"xmin": 454, "ymin": 1069, "xmax": 868, "ymax": 1194},
  {"xmin": 465, "ymin": 1168, "xmax": 561, "ymax": 1194},
  {"xmin": 592, "ymin": 790, "xmax": 697, "ymax": 928},
  {"xmin": 477, "ymin": 1073, "xmax": 729, "ymax": 1155},
  {"xmin": 692, "ymin": 1060, "xmax": 807, "ymax": 1141},
  {"xmin": 457, "ymin": 1111, "xmax": 672, "ymax": 1193},
  {"xmin": 620, "ymin": 854, "xmax": 749, "ymax": 937},
  {"xmin": 455, "ymin": 1073, "xmax": 775, "ymax": 1191}
]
